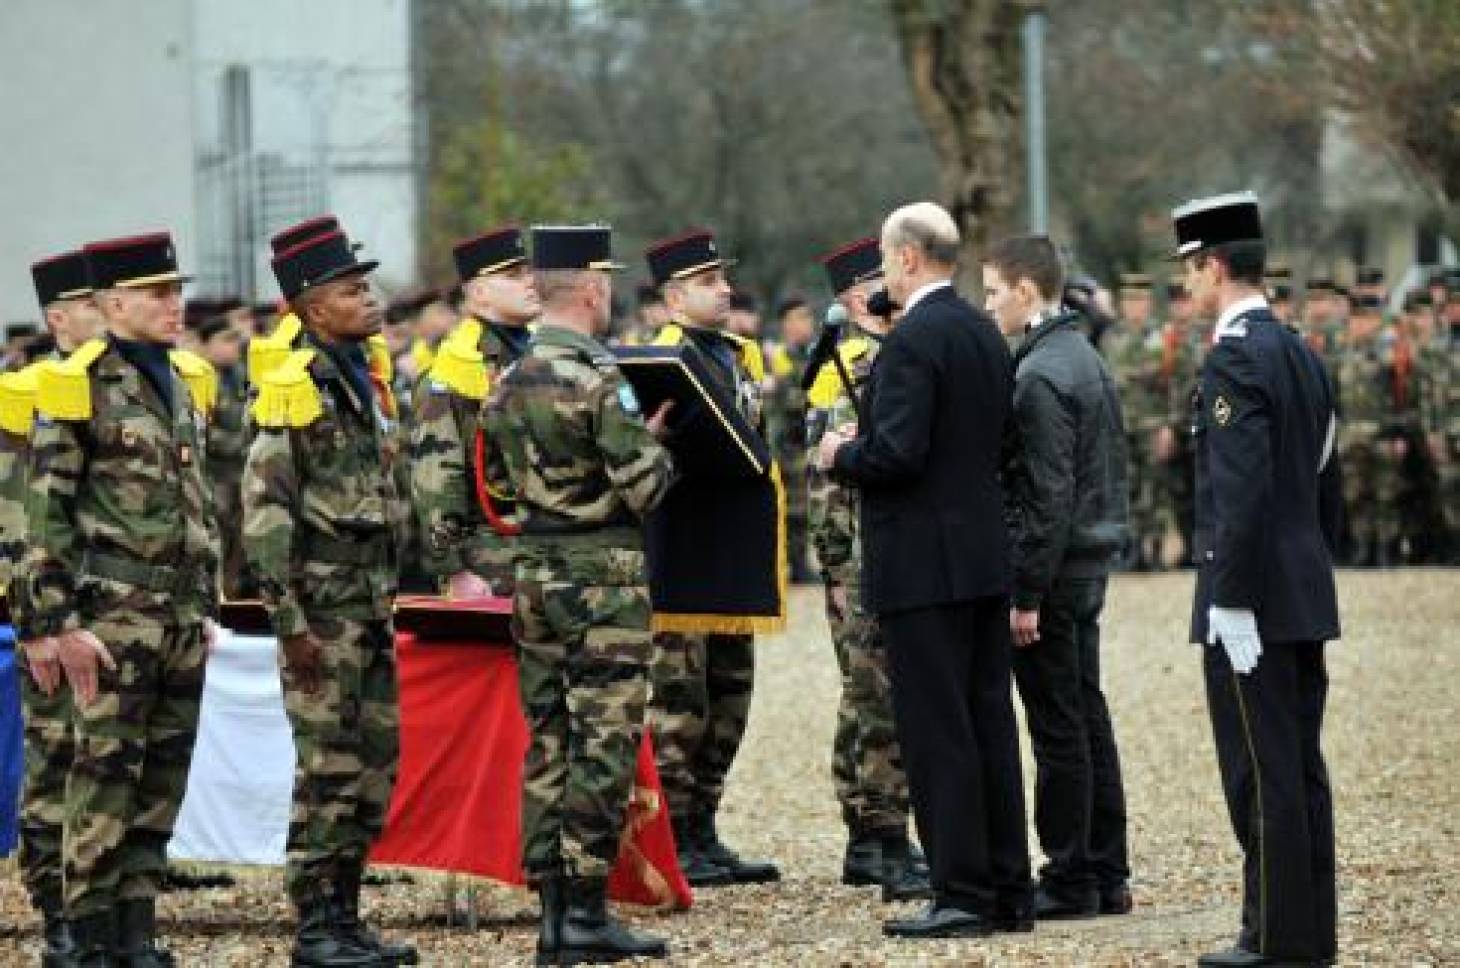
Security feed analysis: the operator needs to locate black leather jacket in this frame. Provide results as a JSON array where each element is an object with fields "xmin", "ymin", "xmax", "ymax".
[{"xmin": 1003, "ymin": 313, "xmax": 1130, "ymax": 608}]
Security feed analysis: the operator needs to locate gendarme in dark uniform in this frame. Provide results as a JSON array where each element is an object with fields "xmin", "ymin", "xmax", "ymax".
[{"xmin": 1174, "ymin": 192, "xmax": 1342, "ymax": 968}]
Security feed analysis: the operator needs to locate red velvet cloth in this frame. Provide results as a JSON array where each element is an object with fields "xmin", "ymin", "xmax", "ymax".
[{"xmin": 370, "ymin": 632, "xmax": 692, "ymax": 909}]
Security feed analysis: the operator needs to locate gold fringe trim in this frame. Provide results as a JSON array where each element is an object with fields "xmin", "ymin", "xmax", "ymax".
[
  {"xmin": 247, "ymin": 312, "xmax": 302, "ymax": 384},
  {"xmin": 0, "ymin": 364, "xmax": 40, "ymax": 436},
  {"xmin": 649, "ymin": 462, "xmax": 788, "ymax": 636},
  {"xmin": 367, "ymin": 334, "xmax": 394, "ymax": 383},
  {"xmin": 427, "ymin": 318, "xmax": 490, "ymax": 400},
  {"xmin": 252, "ymin": 349, "xmax": 322, "ymax": 428}
]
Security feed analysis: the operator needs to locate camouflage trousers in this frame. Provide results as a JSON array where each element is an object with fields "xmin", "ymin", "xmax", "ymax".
[
  {"xmin": 649, "ymin": 632, "xmax": 755, "ymax": 821},
  {"xmin": 1340, "ymin": 430, "xmax": 1403, "ymax": 548},
  {"xmin": 281, "ymin": 616, "xmax": 400, "ymax": 904},
  {"xmin": 823, "ymin": 580, "xmax": 909, "ymax": 834},
  {"xmin": 65, "ymin": 617, "xmax": 205, "ymax": 916},
  {"xmin": 18, "ymin": 663, "xmax": 74, "ymax": 911},
  {"xmin": 513, "ymin": 579, "xmax": 652, "ymax": 880},
  {"xmin": 1125, "ymin": 433, "xmax": 1159, "ymax": 557}
]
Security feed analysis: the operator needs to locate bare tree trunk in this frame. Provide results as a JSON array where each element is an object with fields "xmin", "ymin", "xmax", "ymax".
[{"xmin": 888, "ymin": 0, "xmax": 1029, "ymax": 289}]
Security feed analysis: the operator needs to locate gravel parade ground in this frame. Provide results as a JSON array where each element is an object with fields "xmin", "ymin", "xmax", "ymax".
[{"xmin": 3, "ymin": 570, "xmax": 1457, "ymax": 966}]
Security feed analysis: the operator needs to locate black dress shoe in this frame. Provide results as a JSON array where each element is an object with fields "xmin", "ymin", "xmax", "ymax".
[
  {"xmin": 1032, "ymin": 885, "xmax": 1099, "ymax": 920},
  {"xmin": 991, "ymin": 898, "xmax": 1035, "ymax": 934},
  {"xmin": 694, "ymin": 814, "xmax": 780, "ymax": 884},
  {"xmin": 1098, "ymin": 882, "xmax": 1133, "ymax": 915},
  {"xmin": 883, "ymin": 903, "xmax": 994, "ymax": 939},
  {"xmin": 1196, "ymin": 945, "xmax": 1328, "ymax": 967},
  {"xmin": 877, "ymin": 835, "xmax": 932, "ymax": 902}
]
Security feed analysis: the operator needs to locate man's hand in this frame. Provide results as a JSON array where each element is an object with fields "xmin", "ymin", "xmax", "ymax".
[
  {"xmin": 827, "ymin": 583, "xmax": 848, "ymax": 617},
  {"xmin": 1154, "ymin": 426, "xmax": 1178, "ymax": 462},
  {"xmin": 57, "ymin": 629, "xmax": 116, "ymax": 707},
  {"xmin": 1207, "ymin": 606, "xmax": 1262, "ymax": 675},
  {"xmin": 203, "ymin": 619, "xmax": 220, "ymax": 657},
  {"xmin": 447, "ymin": 570, "xmax": 492, "ymax": 600},
  {"xmin": 816, "ymin": 429, "xmax": 849, "ymax": 471},
  {"xmin": 281, "ymin": 632, "xmax": 323, "ymax": 696},
  {"xmin": 22, "ymin": 637, "xmax": 63, "ymax": 696},
  {"xmin": 1010, "ymin": 608, "xmax": 1041, "ymax": 648},
  {"xmin": 645, "ymin": 400, "xmax": 675, "ymax": 439}
]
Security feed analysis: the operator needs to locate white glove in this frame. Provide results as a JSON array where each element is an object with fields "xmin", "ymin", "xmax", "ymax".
[{"xmin": 1207, "ymin": 606, "xmax": 1262, "ymax": 675}]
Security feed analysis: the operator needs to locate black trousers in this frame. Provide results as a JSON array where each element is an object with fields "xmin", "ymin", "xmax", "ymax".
[
  {"xmin": 882, "ymin": 596, "xmax": 1031, "ymax": 915},
  {"xmin": 1204, "ymin": 641, "xmax": 1336, "ymax": 962},
  {"xmin": 1012, "ymin": 576, "xmax": 1129, "ymax": 895}
]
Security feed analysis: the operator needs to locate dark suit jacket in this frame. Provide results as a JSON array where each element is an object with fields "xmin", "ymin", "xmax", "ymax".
[
  {"xmin": 1190, "ymin": 307, "xmax": 1342, "ymax": 645},
  {"xmin": 832, "ymin": 285, "xmax": 1013, "ymax": 614}
]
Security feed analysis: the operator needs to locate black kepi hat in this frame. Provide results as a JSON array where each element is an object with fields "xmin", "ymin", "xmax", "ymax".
[
  {"xmin": 454, "ymin": 225, "xmax": 527, "ymax": 281},
  {"xmin": 270, "ymin": 218, "xmax": 378, "ymax": 301},
  {"xmin": 1171, "ymin": 190, "xmax": 1263, "ymax": 258},
  {"xmin": 819, "ymin": 237, "xmax": 882, "ymax": 296},
  {"xmin": 532, "ymin": 224, "xmax": 624, "ymax": 271},
  {"xmin": 645, "ymin": 228, "xmax": 734, "ymax": 287},
  {"xmin": 31, "ymin": 249, "xmax": 93, "ymax": 308},
  {"xmin": 84, "ymin": 232, "xmax": 192, "ymax": 289}
]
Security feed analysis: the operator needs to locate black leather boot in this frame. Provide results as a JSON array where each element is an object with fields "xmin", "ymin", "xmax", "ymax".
[
  {"xmin": 535, "ymin": 876, "xmax": 565, "ymax": 966},
  {"xmin": 670, "ymin": 817, "xmax": 732, "ymax": 887},
  {"xmin": 558, "ymin": 877, "xmax": 667, "ymax": 965},
  {"xmin": 693, "ymin": 812, "xmax": 780, "ymax": 884},
  {"xmin": 337, "ymin": 864, "xmax": 418, "ymax": 965},
  {"xmin": 290, "ymin": 891, "xmax": 379, "ymax": 968},
  {"xmin": 877, "ymin": 832, "xmax": 933, "ymax": 902},
  {"xmin": 36, "ymin": 892, "xmax": 75, "ymax": 968},
  {"xmin": 68, "ymin": 910, "xmax": 116, "ymax": 968},
  {"xmin": 115, "ymin": 898, "xmax": 175, "ymax": 967},
  {"xmin": 840, "ymin": 828, "xmax": 882, "ymax": 886}
]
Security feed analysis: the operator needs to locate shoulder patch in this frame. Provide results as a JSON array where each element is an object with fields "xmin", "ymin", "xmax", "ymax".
[
  {"xmin": 247, "ymin": 312, "xmax": 303, "ymax": 383},
  {"xmin": 253, "ymin": 349, "xmax": 323, "ymax": 428},
  {"xmin": 0, "ymin": 364, "xmax": 40, "ymax": 436},
  {"xmin": 427, "ymin": 320, "xmax": 489, "ymax": 400},
  {"xmin": 168, "ymin": 349, "xmax": 219, "ymax": 414}
]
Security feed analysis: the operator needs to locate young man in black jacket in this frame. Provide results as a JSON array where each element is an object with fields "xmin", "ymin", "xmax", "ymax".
[{"xmin": 984, "ymin": 236, "xmax": 1133, "ymax": 921}]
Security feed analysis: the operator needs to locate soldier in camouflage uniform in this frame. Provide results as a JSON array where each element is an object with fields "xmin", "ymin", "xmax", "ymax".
[
  {"xmin": 194, "ymin": 310, "xmax": 253, "ymax": 597},
  {"xmin": 1432, "ymin": 285, "xmax": 1460, "ymax": 562},
  {"xmin": 481, "ymin": 224, "xmax": 674, "ymax": 965},
  {"xmin": 806, "ymin": 238, "xmax": 927, "ymax": 902},
  {"xmin": 411, "ymin": 226, "xmax": 537, "ymax": 601},
  {"xmin": 766, "ymin": 296, "xmax": 816, "ymax": 583},
  {"xmin": 1334, "ymin": 294, "xmax": 1407, "ymax": 566},
  {"xmin": 1159, "ymin": 290, "xmax": 1206, "ymax": 566},
  {"xmin": 242, "ymin": 220, "xmax": 416, "ymax": 968},
  {"xmin": 15, "ymin": 233, "xmax": 219, "ymax": 965},
  {"xmin": 646, "ymin": 229, "xmax": 781, "ymax": 886},
  {"xmin": 1104, "ymin": 274, "xmax": 1162, "ymax": 569},
  {"xmin": 4, "ymin": 249, "xmax": 103, "ymax": 967}
]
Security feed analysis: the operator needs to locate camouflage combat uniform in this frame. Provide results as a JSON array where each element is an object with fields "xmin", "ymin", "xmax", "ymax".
[
  {"xmin": 0, "ymin": 362, "xmax": 77, "ymax": 932},
  {"xmin": 1104, "ymin": 319, "xmax": 1163, "ymax": 566},
  {"xmin": 410, "ymin": 316, "xmax": 528, "ymax": 592},
  {"xmin": 208, "ymin": 361, "xmax": 253, "ymax": 597},
  {"xmin": 242, "ymin": 332, "xmax": 405, "ymax": 907},
  {"xmin": 767, "ymin": 342, "xmax": 812, "ymax": 580},
  {"xmin": 480, "ymin": 322, "xmax": 674, "ymax": 880},
  {"xmin": 804, "ymin": 336, "xmax": 910, "ymax": 839},
  {"xmin": 647, "ymin": 322, "xmax": 764, "ymax": 836},
  {"xmin": 16, "ymin": 336, "xmax": 219, "ymax": 921},
  {"xmin": 1417, "ymin": 332, "xmax": 1459, "ymax": 561},
  {"xmin": 1335, "ymin": 329, "xmax": 1406, "ymax": 563}
]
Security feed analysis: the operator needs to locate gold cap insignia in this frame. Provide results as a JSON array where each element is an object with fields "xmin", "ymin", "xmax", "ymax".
[{"xmin": 1214, "ymin": 395, "xmax": 1232, "ymax": 427}]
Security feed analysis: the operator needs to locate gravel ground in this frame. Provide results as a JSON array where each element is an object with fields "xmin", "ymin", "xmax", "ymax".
[{"xmin": 3, "ymin": 570, "xmax": 1457, "ymax": 966}]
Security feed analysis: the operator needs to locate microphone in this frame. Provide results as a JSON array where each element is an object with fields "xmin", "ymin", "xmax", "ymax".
[{"xmin": 801, "ymin": 303, "xmax": 848, "ymax": 392}]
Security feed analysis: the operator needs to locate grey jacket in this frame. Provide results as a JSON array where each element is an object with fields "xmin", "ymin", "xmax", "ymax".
[{"xmin": 1003, "ymin": 313, "xmax": 1130, "ymax": 608}]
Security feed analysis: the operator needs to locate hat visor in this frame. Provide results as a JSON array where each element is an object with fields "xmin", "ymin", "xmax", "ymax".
[{"xmin": 114, "ymin": 271, "xmax": 194, "ymax": 288}]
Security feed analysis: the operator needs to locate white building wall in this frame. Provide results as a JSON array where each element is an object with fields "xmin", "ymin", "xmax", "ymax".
[{"xmin": 0, "ymin": 0, "xmax": 196, "ymax": 324}]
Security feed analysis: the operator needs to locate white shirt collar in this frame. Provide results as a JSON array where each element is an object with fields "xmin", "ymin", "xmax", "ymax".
[
  {"xmin": 902, "ymin": 278, "xmax": 953, "ymax": 314},
  {"xmin": 1026, "ymin": 302, "xmax": 1063, "ymax": 330},
  {"xmin": 1215, "ymin": 293, "xmax": 1268, "ymax": 339}
]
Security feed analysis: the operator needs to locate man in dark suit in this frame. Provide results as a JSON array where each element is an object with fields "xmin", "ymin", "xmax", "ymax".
[
  {"xmin": 816, "ymin": 201, "xmax": 1032, "ymax": 939},
  {"xmin": 1173, "ymin": 192, "xmax": 1342, "ymax": 968}
]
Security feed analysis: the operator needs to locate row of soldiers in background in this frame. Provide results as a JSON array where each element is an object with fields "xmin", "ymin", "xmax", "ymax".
[{"xmin": 1093, "ymin": 265, "xmax": 1459, "ymax": 569}]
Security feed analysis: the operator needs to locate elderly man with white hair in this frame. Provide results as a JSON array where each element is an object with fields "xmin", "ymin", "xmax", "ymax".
[{"xmin": 816, "ymin": 202, "xmax": 1033, "ymax": 939}]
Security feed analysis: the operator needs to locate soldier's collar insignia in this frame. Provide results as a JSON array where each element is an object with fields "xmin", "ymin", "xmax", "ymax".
[{"xmin": 1214, "ymin": 395, "xmax": 1233, "ymax": 427}]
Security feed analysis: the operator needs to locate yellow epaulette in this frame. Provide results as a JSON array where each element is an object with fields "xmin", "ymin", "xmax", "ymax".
[
  {"xmin": 426, "ymin": 318, "xmax": 489, "ymax": 400},
  {"xmin": 168, "ymin": 349, "xmax": 218, "ymax": 415},
  {"xmin": 252, "ymin": 349, "xmax": 322, "ymax": 428},
  {"xmin": 35, "ymin": 339, "xmax": 107, "ymax": 421},
  {"xmin": 248, "ymin": 311, "xmax": 303, "ymax": 384},
  {"xmin": 366, "ymin": 334, "xmax": 394, "ymax": 383},
  {"xmin": 0, "ymin": 363, "xmax": 42, "ymax": 436},
  {"xmin": 655, "ymin": 323, "xmax": 766, "ymax": 381},
  {"xmin": 770, "ymin": 345, "xmax": 795, "ymax": 380},
  {"xmin": 806, "ymin": 338, "xmax": 872, "ymax": 409},
  {"xmin": 411, "ymin": 337, "xmax": 436, "ymax": 374}
]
